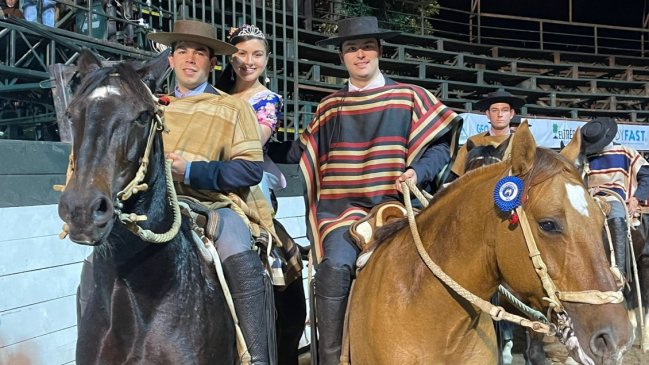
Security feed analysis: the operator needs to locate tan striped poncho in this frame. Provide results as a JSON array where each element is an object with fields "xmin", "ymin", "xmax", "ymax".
[{"xmin": 162, "ymin": 93, "xmax": 275, "ymax": 239}]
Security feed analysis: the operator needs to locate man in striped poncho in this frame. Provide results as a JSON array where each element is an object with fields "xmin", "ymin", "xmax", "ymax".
[
  {"xmin": 583, "ymin": 117, "xmax": 649, "ymax": 280},
  {"xmin": 275, "ymin": 16, "xmax": 462, "ymax": 364}
]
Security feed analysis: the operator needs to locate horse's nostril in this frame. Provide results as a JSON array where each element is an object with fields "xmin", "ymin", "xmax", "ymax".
[
  {"xmin": 92, "ymin": 196, "xmax": 113, "ymax": 225},
  {"xmin": 590, "ymin": 328, "xmax": 616, "ymax": 357}
]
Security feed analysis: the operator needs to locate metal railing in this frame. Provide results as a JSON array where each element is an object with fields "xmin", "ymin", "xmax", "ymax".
[{"xmin": 309, "ymin": 1, "xmax": 649, "ymax": 58}]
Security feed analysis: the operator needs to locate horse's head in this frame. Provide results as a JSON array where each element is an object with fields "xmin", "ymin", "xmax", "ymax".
[
  {"xmin": 58, "ymin": 50, "xmax": 169, "ymax": 245},
  {"xmin": 464, "ymin": 136, "xmax": 510, "ymax": 172},
  {"xmin": 495, "ymin": 122, "xmax": 631, "ymax": 364}
]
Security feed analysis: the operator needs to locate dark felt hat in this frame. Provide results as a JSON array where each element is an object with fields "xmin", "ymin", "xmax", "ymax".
[
  {"xmin": 474, "ymin": 90, "xmax": 526, "ymax": 111},
  {"xmin": 315, "ymin": 16, "xmax": 400, "ymax": 47},
  {"xmin": 581, "ymin": 117, "xmax": 618, "ymax": 154},
  {"xmin": 147, "ymin": 20, "xmax": 237, "ymax": 55}
]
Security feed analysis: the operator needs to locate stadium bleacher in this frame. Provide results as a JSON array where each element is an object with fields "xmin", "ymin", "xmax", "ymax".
[{"xmin": 291, "ymin": 22, "xmax": 649, "ymax": 125}]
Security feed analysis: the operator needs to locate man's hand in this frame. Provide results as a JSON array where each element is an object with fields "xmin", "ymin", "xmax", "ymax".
[
  {"xmin": 395, "ymin": 169, "xmax": 417, "ymax": 194},
  {"xmin": 166, "ymin": 152, "xmax": 188, "ymax": 182},
  {"xmin": 628, "ymin": 196, "xmax": 640, "ymax": 215}
]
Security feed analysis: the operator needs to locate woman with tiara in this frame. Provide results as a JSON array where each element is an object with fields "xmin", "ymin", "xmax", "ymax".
[
  {"xmin": 216, "ymin": 24, "xmax": 306, "ymax": 365},
  {"xmin": 216, "ymin": 24, "xmax": 285, "ymax": 212}
]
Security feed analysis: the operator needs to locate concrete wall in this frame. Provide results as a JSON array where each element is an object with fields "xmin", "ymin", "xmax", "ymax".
[
  {"xmin": 0, "ymin": 141, "xmax": 88, "ymax": 365},
  {"xmin": 0, "ymin": 140, "xmax": 309, "ymax": 364}
]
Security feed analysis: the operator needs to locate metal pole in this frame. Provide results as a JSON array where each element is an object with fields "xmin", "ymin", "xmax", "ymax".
[
  {"xmin": 252, "ymin": 0, "xmax": 257, "ymax": 25},
  {"xmin": 242, "ymin": 0, "xmax": 247, "ymax": 25},
  {"xmin": 221, "ymin": 0, "xmax": 227, "ymax": 67},
  {"xmin": 293, "ymin": 0, "xmax": 299, "ymax": 138},
  {"xmin": 279, "ymin": 0, "xmax": 289, "ymax": 138},
  {"xmin": 304, "ymin": 0, "xmax": 312, "ymax": 31}
]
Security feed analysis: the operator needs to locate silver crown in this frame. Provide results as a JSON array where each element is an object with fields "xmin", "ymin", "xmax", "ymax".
[{"xmin": 234, "ymin": 24, "xmax": 265, "ymax": 39}]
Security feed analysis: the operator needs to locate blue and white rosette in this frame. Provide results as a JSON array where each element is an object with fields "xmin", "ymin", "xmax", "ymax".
[{"xmin": 493, "ymin": 176, "xmax": 524, "ymax": 213}]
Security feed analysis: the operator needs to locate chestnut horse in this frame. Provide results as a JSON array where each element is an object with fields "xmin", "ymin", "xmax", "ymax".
[
  {"xmin": 58, "ymin": 51, "xmax": 239, "ymax": 364},
  {"xmin": 348, "ymin": 123, "xmax": 632, "ymax": 364}
]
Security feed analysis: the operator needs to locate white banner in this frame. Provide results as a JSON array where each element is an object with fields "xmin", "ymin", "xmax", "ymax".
[{"xmin": 459, "ymin": 113, "xmax": 649, "ymax": 151}]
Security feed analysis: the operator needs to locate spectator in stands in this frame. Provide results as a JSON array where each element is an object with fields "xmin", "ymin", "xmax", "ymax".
[
  {"xmin": 1, "ymin": 0, "xmax": 24, "ymax": 19},
  {"xmin": 215, "ymin": 24, "xmax": 285, "ymax": 211},
  {"xmin": 270, "ymin": 16, "xmax": 461, "ymax": 365},
  {"xmin": 450, "ymin": 90, "xmax": 525, "ymax": 177},
  {"xmin": 23, "ymin": 0, "xmax": 56, "ymax": 26},
  {"xmin": 582, "ymin": 117, "xmax": 649, "ymax": 280}
]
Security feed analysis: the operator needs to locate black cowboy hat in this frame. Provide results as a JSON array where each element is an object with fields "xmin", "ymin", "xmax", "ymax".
[
  {"xmin": 581, "ymin": 117, "xmax": 618, "ymax": 154},
  {"xmin": 147, "ymin": 20, "xmax": 237, "ymax": 55},
  {"xmin": 474, "ymin": 90, "xmax": 526, "ymax": 111},
  {"xmin": 315, "ymin": 16, "xmax": 401, "ymax": 47}
]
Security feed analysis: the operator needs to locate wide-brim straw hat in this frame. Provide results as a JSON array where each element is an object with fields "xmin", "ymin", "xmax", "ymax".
[
  {"xmin": 315, "ymin": 16, "xmax": 400, "ymax": 47},
  {"xmin": 581, "ymin": 117, "xmax": 618, "ymax": 154},
  {"xmin": 147, "ymin": 20, "xmax": 237, "ymax": 55},
  {"xmin": 474, "ymin": 90, "xmax": 526, "ymax": 111}
]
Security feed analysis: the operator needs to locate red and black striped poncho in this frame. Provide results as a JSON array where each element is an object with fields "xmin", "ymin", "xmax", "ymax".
[{"xmin": 298, "ymin": 78, "xmax": 461, "ymax": 262}]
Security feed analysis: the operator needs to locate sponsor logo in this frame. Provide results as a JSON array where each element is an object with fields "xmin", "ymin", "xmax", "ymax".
[
  {"xmin": 618, "ymin": 128, "xmax": 646, "ymax": 143},
  {"xmin": 476, "ymin": 123, "xmax": 490, "ymax": 133},
  {"xmin": 552, "ymin": 123, "xmax": 577, "ymax": 140}
]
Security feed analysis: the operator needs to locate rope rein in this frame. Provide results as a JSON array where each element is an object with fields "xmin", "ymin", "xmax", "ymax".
[
  {"xmin": 113, "ymin": 110, "xmax": 181, "ymax": 243},
  {"xmin": 401, "ymin": 180, "xmax": 556, "ymax": 336}
]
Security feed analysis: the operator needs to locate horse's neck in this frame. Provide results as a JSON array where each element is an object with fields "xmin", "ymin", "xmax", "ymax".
[{"xmin": 415, "ymin": 165, "xmax": 506, "ymax": 297}]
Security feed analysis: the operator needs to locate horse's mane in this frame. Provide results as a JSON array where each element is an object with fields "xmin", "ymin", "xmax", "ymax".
[
  {"xmin": 68, "ymin": 62, "xmax": 154, "ymax": 111},
  {"xmin": 373, "ymin": 147, "xmax": 581, "ymax": 243}
]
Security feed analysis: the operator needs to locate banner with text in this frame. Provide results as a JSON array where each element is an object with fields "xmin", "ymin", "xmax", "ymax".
[{"xmin": 459, "ymin": 113, "xmax": 649, "ymax": 151}]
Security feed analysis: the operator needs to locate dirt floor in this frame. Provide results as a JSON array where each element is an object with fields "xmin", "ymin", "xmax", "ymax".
[
  {"xmin": 298, "ymin": 343, "xmax": 649, "ymax": 364},
  {"xmin": 509, "ymin": 345, "xmax": 647, "ymax": 364}
]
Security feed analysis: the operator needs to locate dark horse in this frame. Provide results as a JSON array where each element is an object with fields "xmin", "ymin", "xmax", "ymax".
[
  {"xmin": 58, "ymin": 51, "xmax": 237, "ymax": 364},
  {"xmin": 59, "ymin": 51, "xmax": 305, "ymax": 364}
]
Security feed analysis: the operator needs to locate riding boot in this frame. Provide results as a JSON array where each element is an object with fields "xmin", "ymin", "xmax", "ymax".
[
  {"xmin": 608, "ymin": 217, "xmax": 629, "ymax": 278},
  {"xmin": 223, "ymin": 250, "xmax": 277, "ymax": 365},
  {"xmin": 315, "ymin": 260, "xmax": 353, "ymax": 365}
]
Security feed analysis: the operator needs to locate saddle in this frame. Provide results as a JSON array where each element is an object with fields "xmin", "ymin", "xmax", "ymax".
[
  {"xmin": 349, "ymin": 201, "xmax": 415, "ymax": 268},
  {"xmin": 177, "ymin": 196, "xmax": 303, "ymax": 289}
]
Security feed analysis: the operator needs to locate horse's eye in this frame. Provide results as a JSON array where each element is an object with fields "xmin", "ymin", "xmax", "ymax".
[{"xmin": 539, "ymin": 220, "xmax": 561, "ymax": 233}]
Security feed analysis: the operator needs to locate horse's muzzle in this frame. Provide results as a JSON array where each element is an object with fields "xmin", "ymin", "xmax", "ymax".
[{"xmin": 59, "ymin": 189, "xmax": 114, "ymax": 245}]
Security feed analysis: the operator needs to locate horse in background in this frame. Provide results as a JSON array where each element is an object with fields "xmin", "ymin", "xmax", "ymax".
[{"xmin": 348, "ymin": 123, "xmax": 632, "ymax": 364}]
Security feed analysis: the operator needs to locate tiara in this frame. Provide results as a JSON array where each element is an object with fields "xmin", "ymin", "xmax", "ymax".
[{"xmin": 229, "ymin": 24, "xmax": 266, "ymax": 41}]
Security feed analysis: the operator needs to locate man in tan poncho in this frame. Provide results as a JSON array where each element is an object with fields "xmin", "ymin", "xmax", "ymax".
[
  {"xmin": 451, "ymin": 90, "xmax": 526, "ymax": 178},
  {"xmin": 148, "ymin": 20, "xmax": 276, "ymax": 365}
]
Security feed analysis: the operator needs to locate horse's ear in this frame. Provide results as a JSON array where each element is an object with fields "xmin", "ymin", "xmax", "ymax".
[
  {"xmin": 466, "ymin": 139, "xmax": 476, "ymax": 152},
  {"xmin": 138, "ymin": 49, "xmax": 171, "ymax": 91},
  {"xmin": 77, "ymin": 50, "xmax": 102, "ymax": 78},
  {"xmin": 510, "ymin": 121, "xmax": 536, "ymax": 176},
  {"xmin": 560, "ymin": 127, "xmax": 583, "ymax": 165}
]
